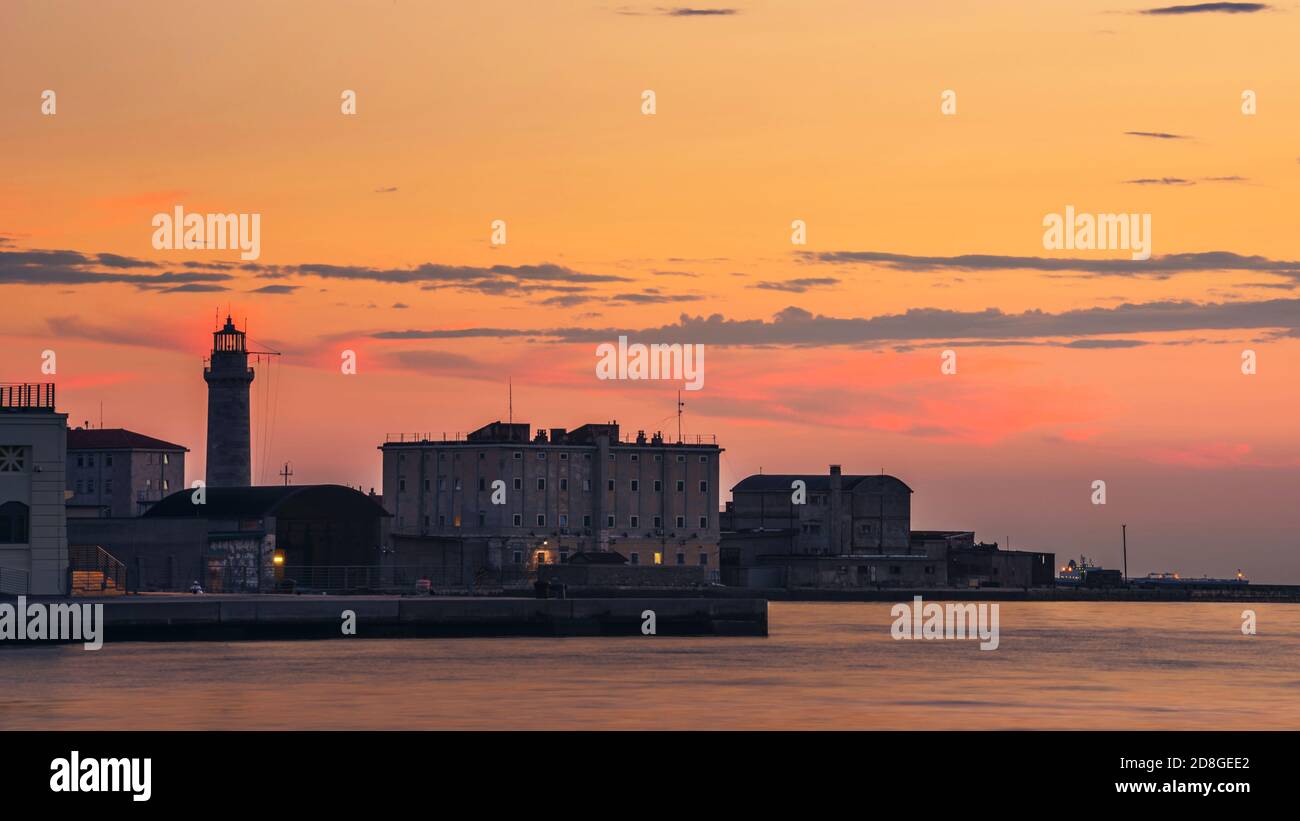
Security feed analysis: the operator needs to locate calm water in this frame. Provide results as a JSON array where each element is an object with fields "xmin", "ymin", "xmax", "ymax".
[{"xmin": 2, "ymin": 602, "xmax": 1297, "ymax": 730}]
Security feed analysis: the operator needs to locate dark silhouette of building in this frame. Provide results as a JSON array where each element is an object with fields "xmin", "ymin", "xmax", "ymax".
[{"xmin": 204, "ymin": 315, "xmax": 254, "ymax": 488}]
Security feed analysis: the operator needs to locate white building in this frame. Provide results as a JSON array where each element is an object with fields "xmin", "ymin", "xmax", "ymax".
[{"xmin": 0, "ymin": 383, "xmax": 69, "ymax": 595}]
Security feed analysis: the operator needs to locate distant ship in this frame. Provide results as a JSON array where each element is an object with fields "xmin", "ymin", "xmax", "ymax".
[
  {"xmin": 1136, "ymin": 570, "xmax": 1249, "ymax": 588},
  {"xmin": 1056, "ymin": 556, "xmax": 1123, "ymax": 588}
]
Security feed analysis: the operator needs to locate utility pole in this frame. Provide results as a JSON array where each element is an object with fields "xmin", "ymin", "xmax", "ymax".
[
  {"xmin": 1122, "ymin": 524, "xmax": 1128, "ymax": 582},
  {"xmin": 279, "ymin": 461, "xmax": 294, "ymax": 486}
]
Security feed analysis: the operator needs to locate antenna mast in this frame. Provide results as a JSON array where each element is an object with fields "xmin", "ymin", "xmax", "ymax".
[{"xmin": 677, "ymin": 391, "xmax": 683, "ymax": 443}]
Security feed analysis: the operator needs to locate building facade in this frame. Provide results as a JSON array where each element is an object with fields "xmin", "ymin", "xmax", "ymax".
[
  {"xmin": 0, "ymin": 383, "xmax": 68, "ymax": 595},
  {"xmin": 381, "ymin": 421, "xmax": 722, "ymax": 576},
  {"xmin": 65, "ymin": 428, "xmax": 188, "ymax": 517},
  {"xmin": 204, "ymin": 315, "xmax": 254, "ymax": 488},
  {"xmin": 723, "ymin": 465, "xmax": 912, "ymax": 555}
]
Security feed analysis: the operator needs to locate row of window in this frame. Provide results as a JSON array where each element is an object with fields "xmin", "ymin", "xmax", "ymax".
[
  {"xmin": 402, "ymin": 450, "xmax": 712, "ymax": 464},
  {"xmin": 511, "ymin": 549, "xmax": 711, "ymax": 566},
  {"xmin": 72, "ymin": 452, "xmax": 172, "ymax": 468},
  {"xmin": 424, "ymin": 512, "xmax": 710, "ymax": 529},
  {"xmin": 401, "ymin": 476, "xmax": 710, "ymax": 493},
  {"xmin": 71, "ymin": 478, "xmax": 170, "ymax": 495}
]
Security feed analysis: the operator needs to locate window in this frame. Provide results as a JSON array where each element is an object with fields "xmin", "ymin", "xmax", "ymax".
[
  {"xmin": 105, "ymin": 455, "xmax": 113, "ymax": 467},
  {"xmin": 105, "ymin": 480, "xmax": 113, "ymax": 495},
  {"xmin": 559, "ymin": 514, "xmax": 568, "ymax": 527},
  {"xmin": 439, "ymin": 453, "xmax": 446, "ymax": 461},
  {"xmin": 631, "ymin": 454, "xmax": 639, "ymax": 462},
  {"xmin": 699, "ymin": 455, "xmax": 707, "ymax": 463},
  {"xmin": 536, "ymin": 551, "xmax": 546, "ymax": 564},
  {"xmin": 437, "ymin": 478, "xmax": 446, "ymax": 491},
  {"xmin": 536, "ymin": 514, "xmax": 546, "ymax": 526},
  {"xmin": 75, "ymin": 480, "xmax": 84, "ymax": 493},
  {"xmin": 653, "ymin": 480, "xmax": 662, "ymax": 492},
  {"xmin": 582, "ymin": 480, "xmax": 591, "ymax": 492},
  {"xmin": 537, "ymin": 478, "xmax": 546, "ymax": 491},
  {"xmin": 654, "ymin": 454, "xmax": 662, "ymax": 462},
  {"xmin": 537, "ymin": 452, "xmax": 546, "ymax": 460},
  {"xmin": 699, "ymin": 516, "xmax": 708, "ymax": 528},
  {"xmin": 76, "ymin": 455, "xmax": 84, "ymax": 468},
  {"xmin": 675, "ymin": 516, "xmax": 685, "ymax": 528},
  {"xmin": 512, "ymin": 514, "xmax": 523, "ymax": 527},
  {"xmin": 0, "ymin": 446, "xmax": 28, "ymax": 473},
  {"xmin": 606, "ymin": 515, "xmax": 615, "ymax": 527},
  {"xmin": 399, "ymin": 478, "xmax": 406, "ymax": 492},
  {"xmin": 607, "ymin": 479, "xmax": 615, "ymax": 491},
  {"xmin": 676, "ymin": 455, "xmax": 686, "ymax": 463},
  {"xmin": 438, "ymin": 515, "xmax": 446, "ymax": 526},
  {"xmin": 699, "ymin": 480, "xmax": 708, "ymax": 493},
  {"xmin": 424, "ymin": 478, "xmax": 431, "ymax": 491},
  {"xmin": 513, "ymin": 451, "xmax": 522, "ymax": 460},
  {"xmin": 608, "ymin": 454, "xmax": 615, "ymax": 461},
  {"xmin": 513, "ymin": 477, "xmax": 522, "ymax": 490},
  {"xmin": 162, "ymin": 480, "xmax": 169, "ymax": 491},
  {"xmin": 584, "ymin": 453, "xmax": 592, "ymax": 461},
  {"xmin": 560, "ymin": 549, "xmax": 569, "ymax": 562},
  {"xmin": 676, "ymin": 552, "xmax": 685, "ymax": 565},
  {"xmin": 0, "ymin": 501, "xmax": 30, "ymax": 544},
  {"xmin": 629, "ymin": 552, "xmax": 640, "ymax": 565},
  {"xmin": 478, "ymin": 511, "xmax": 486, "ymax": 526},
  {"xmin": 559, "ymin": 478, "xmax": 568, "ymax": 491},
  {"xmin": 630, "ymin": 515, "xmax": 639, "ymax": 528},
  {"xmin": 479, "ymin": 452, "xmax": 486, "ymax": 460},
  {"xmin": 583, "ymin": 515, "xmax": 592, "ymax": 527},
  {"xmin": 87, "ymin": 455, "xmax": 95, "ymax": 467},
  {"xmin": 675, "ymin": 480, "xmax": 684, "ymax": 492},
  {"xmin": 163, "ymin": 453, "xmax": 169, "ymax": 465},
  {"xmin": 478, "ymin": 478, "xmax": 486, "ymax": 491},
  {"xmin": 454, "ymin": 478, "xmax": 462, "ymax": 491},
  {"xmin": 653, "ymin": 516, "xmax": 662, "ymax": 528},
  {"xmin": 513, "ymin": 550, "xmax": 523, "ymax": 564},
  {"xmin": 699, "ymin": 553, "xmax": 709, "ymax": 566},
  {"xmin": 890, "ymin": 565, "xmax": 902, "ymax": 575},
  {"xmin": 630, "ymin": 480, "xmax": 639, "ymax": 491},
  {"xmin": 925, "ymin": 565, "xmax": 935, "ymax": 575},
  {"xmin": 560, "ymin": 453, "xmax": 569, "ymax": 461}
]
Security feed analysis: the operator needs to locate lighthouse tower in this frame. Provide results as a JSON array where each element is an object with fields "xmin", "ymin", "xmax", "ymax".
[{"xmin": 204, "ymin": 315, "xmax": 254, "ymax": 487}]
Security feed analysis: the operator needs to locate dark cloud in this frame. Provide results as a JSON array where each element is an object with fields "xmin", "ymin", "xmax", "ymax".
[
  {"xmin": 664, "ymin": 7, "xmax": 740, "ymax": 14},
  {"xmin": 1124, "ymin": 131, "xmax": 1190, "ymax": 140},
  {"xmin": 368, "ymin": 298, "xmax": 1300, "ymax": 347},
  {"xmin": 1124, "ymin": 177, "xmax": 1195, "ymax": 186},
  {"xmin": 374, "ymin": 187, "xmax": 399, "ymax": 194},
  {"xmin": 248, "ymin": 284, "xmax": 299, "ymax": 295},
  {"xmin": 751, "ymin": 277, "xmax": 839, "ymax": 293},
  {"xmin": 1, "ymin": 248, "xmax": 233, "ymax": 287},
  {"xmin": 1140, "ymin": 3, "xmax": 1268, "ymax": 14},
  {"xmin": 803, "ymin": 250, "xmax": 1300, "ymax": 282}
]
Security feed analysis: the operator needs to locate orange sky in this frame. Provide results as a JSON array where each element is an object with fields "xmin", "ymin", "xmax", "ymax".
[{"xmin": 2, "ymin": 1, "xmax": 1299, "ymax": 581}]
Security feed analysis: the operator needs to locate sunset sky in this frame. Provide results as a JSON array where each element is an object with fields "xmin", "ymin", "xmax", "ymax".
[{"xmin": 3, "ymin": 1, "xmax": 1298, "ymax": 581}]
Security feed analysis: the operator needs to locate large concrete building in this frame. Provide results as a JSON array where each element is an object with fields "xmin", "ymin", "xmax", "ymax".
[
  {"xmin": 0, "ymin": 382, "xmax": 68, "ymax": 595},
  {"xmin": 381, "ymin": 421, "xmax": 722, "ymax": 578},
  {"xmin": 65, "ymin": 427, "xmax": 188, "ymax": 517},
  {"xmin": 204, "ymin": 315, "xmax": 254, "ymax": 488}
]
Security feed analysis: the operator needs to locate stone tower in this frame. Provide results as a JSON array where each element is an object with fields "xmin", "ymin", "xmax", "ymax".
[{"xmin": 204, "ymin": 315, "xmax": 254, "ymax": 487}]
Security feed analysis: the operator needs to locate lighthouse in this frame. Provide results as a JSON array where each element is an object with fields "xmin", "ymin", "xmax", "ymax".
[{"xmin": 203, "ymin": 315, "xmax": 254, "ymax": 487}]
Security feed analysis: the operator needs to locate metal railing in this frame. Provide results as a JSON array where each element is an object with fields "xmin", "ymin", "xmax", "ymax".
[
  {"xmin": 0, "ymin": 382, "xmax": 55, "ymax": 411},
  {"xmin": 68, "ymin": 545, "xmax": 127, "ymax": 594},
  {"xmin": 0, "ymin": 566, "xmax": 29, "ymax": 596}
]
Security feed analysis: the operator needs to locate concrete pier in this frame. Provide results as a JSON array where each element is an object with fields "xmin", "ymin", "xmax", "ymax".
[{"xmin": 2, "ymin": 595, "xmax": 768, "ymax": 643}]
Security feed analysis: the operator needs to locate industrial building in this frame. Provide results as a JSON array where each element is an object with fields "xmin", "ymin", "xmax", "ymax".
[
  {"xmin": 65, "ymin": 427, "xmax": 188, "ymax": 517},
  {"xmin": 381, "ymin": 420, "xmax": 722, "ymax": 580},
  {"xmin": 720, "ymin": 467, "xmax": 1054, "ymax": 590}
]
